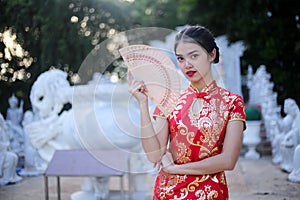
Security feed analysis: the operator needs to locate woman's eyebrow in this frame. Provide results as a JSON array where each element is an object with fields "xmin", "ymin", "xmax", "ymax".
[{"xmin": 175, "ymin": 50, "xmax": 199, "ymax": 57}]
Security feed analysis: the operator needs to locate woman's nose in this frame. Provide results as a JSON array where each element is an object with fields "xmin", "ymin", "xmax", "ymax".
[{"xmin": 184, "ymin": 59, "xmax": 192, "ymax": 67}]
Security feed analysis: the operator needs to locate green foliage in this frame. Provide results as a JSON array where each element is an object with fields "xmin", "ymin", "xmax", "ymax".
[
  {"xmin": 0, "ymin": 0, "xmax": 134, "ymax": 113},
  {"xmin": 128, "ymin": 0, "xmax": 181, "ymax": 28},
  {"xmin": 245, "ymin": 107, "xmax": 261, "ymax": 121}
]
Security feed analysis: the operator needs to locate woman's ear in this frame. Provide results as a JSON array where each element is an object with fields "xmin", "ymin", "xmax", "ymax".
[{"xmin": 210, "ymin": 48, "xmax": 217, "ymax": 62}]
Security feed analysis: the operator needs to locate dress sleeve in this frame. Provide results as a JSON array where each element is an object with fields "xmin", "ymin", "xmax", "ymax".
[{"xmin": 229, "ymin": 95, "xmax": 246, "ymax": 128}]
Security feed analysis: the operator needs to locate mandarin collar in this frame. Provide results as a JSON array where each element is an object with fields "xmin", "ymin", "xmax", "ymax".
[{"xmin": 189, "ymin": 80, "xmax": 216, "ymax": 95}]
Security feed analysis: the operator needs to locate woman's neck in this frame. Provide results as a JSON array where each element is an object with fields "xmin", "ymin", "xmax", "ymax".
[{"xmin": 191, "ymin": 74, "xmax": 214, "ymax": 92}]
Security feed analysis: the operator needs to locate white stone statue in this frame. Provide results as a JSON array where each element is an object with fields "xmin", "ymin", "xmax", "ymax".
[
  {"xmin": 270, "ymin": 119, "xmax": 283, "ymax": 165},
  {"xmin": 19, "ymin": 110, "xmax": 45, "ymax": 176},
  {"xmin": 245, "ymin": 64, "xmax": 300, "ymax": 183},
  {"xmin": 24, "ymin": 70, "xmax": 80, "ymax": 163},
  {"xmin": 25, "ymin": 69, "xmax": 152, "ymax": 199},
  {"xmin": 277, "ymin": 99, "xmax": 295, "ymax": 132},
  {"xmin": 288, "ymin": 144, "xmax": 300, "ymax": 183},
  {"xmin": 6, "ymin": 94, "xmax": 24, "ymax": 125},
  {"xmin": 246, "ymin": 65, "xmax": 256, "ymax": 104},
  {"xmin": 269, "ymin": 98, "xmax": 295, "ymax": 166},
  {"xmin": 214, "ymin": 35, "xmax": 244, "ymax": 96},
  {"xmin": 247, "ymin": 65, "xmax": 272, "ymax": 106},
  {"xmin": 0, "ymin": 113, "xmax": 22, "ymax": 185},
  {"xmin": 279, "ymin": 98, "xmax": 300, "ymax": 173},
  {"xmin": 262, "ymin": 92, "xmax": 281, "ymax": 140},
  {"xmin": 5, "ymin": 94, "xmax": 25, "ymax": 156}
]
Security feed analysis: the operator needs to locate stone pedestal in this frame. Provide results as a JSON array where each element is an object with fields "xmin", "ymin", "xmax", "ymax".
[{"xmin": 243, "ymin": 121, "xmax": 262, "ymax": 160}]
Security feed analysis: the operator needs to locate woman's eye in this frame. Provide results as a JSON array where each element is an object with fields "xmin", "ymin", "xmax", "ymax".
[
  {"xmin": 191, "ymin": 54, "xmax": 198, "ymax": 59},
  {"xmin": 177, "ymin": 56, "xmax": 184, "ymax": 62}
]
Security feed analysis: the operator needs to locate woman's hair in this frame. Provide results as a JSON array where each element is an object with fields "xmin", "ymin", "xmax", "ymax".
[{"xmin": 174, "ymin": 25, "xmax": 220, "ymax": 63}]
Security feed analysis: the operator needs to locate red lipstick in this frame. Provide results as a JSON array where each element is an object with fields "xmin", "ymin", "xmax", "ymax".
[{"xmin": 186, "ymin": 71, "xmax": 196, "ymax": 77}]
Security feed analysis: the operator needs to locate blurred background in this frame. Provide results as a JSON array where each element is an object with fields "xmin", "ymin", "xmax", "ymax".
[{"xmin": 0, "ymin": 0, "xmax": 299, "ymax": 115}]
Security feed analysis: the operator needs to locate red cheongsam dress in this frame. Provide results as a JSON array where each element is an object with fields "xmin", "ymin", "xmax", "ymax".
[{"xmin": 152, "ymin": 80, "xmax": 246, "ymax": 200}]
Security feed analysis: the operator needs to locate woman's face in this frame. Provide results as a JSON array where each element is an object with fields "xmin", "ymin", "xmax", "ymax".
[{"xmin": 175, "ymin": 41, "xmax": 214, "ymax": 88}]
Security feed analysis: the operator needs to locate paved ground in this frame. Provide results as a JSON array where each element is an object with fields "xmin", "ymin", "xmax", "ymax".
[
  {"xmin": 227, "ymin": 157, "xmax": 300, "ymax": 200},
  {"xmin": 0, "ymin": 156, "xmax": 299, "ymax": 200}
]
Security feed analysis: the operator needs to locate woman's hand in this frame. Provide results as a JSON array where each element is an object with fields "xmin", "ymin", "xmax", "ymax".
[
  {"xmin": 127, "ymin": 71, "xmax": 148, "ymax": 103},
  {"xmin": 161, "ymin": 151, "xmax": 176, "ymax": 174},
  {"xmin": 153, "ymin": 161, "xmax": 162, "ymax": 170}
]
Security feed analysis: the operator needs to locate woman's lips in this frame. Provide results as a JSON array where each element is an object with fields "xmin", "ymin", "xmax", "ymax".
[{"xmin": 186, "ymin": 71, "xmax": 196, "ymax": 77}]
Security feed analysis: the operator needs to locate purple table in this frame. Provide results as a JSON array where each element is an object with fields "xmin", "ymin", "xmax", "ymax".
[{"xmin": 44, "ymin": 149, "xmax": 131, "ymax": 200}]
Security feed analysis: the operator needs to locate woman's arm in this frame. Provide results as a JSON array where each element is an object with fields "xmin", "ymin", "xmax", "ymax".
[
  {"xmin": 162, "ymin": 120, "xmax": 244, "ymax": 174},
  {"xmin": 128, "ymin": 75, "xmax": 169, "ymax": 163},
  {"xmin": 139, "ymin": 100, "xmax": 169, "ymax": 163}
]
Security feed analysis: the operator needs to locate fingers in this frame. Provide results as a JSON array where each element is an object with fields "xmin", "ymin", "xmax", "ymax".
[
  {"xmin": 128, "ymin": 79, "xmax": 147, "ymax": 96},
  {"xmin": 127, "ymin": 70, "xmax": 147, "ymax": 93},
  {"xmin": 128, "ymin": 81, "xmax": 142, "ymax": 94},
  {"xmin": 153, "ymin": 161, "xmax": 162, "ymax": 170},
  {"xmin": 161, "ymin": 151, "xmax": 174, "ymax": 168}
]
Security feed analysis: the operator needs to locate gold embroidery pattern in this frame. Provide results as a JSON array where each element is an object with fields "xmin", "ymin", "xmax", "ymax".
[
  {"xmin": 228, "ymin": 96, "xmax": 245, "ymax": 121},
  {"xmin": 158, "ymin": 174, "xmax": 187, "ymax": 199},
  {"xmin": 185, "ymin": 86, "xmax": 237, "ymax": 151},
  {"xmin": 176, "ymin": 176, "xmax": 209, "ymax": 199},
  {"xmin": 177, "ymin": 120, "xmax": 208, "ymax": 148},
  {"xmin": 177, "ymin": 120, "xmax": 189, "ymax": 136},
  {"xmin": 159, "ymin": 186, "xmax": 175, "ymax": 199},
  {"xmin": 174, "ymin": 140, "xmax": 192, "ymax": 164},
  {"xmin": 174, "ymin": 175, "xmax": 219, "ymax": 200},
  {"xmin": 219, "ymin": 172, "xmax": 227, "ymax": 185},
  {"xmin": 169, "ymin": 90, "xmax": 188, "ymax": 121},
  {"xmin": 198, "ymin": 146, "xmax": 219, "ymax": 160}
]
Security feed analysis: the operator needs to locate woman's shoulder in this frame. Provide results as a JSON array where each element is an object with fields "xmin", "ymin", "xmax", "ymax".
[
  {"xmin": 217, "ymin": 85, "xmax": 245, "ymax": 103},
  {"xmin": 177, "ymin": 86, "xmax": 194, "ymax": 99}
]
